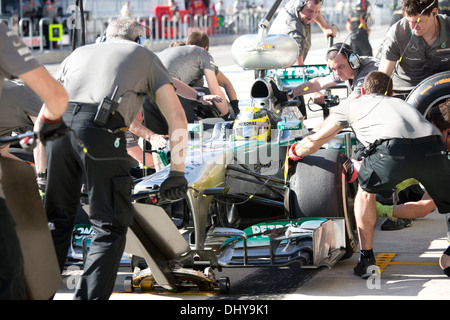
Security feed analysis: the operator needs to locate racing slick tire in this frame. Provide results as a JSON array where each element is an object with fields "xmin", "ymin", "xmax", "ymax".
[
  {"xmin": 406, "ymin": 71, "xmax": 450, "ymax": 116},
  {"xmin": 288, "ymin": 148, "xmax": 358, "ymax": 260}
]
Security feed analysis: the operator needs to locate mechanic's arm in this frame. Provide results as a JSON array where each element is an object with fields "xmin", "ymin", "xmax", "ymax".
[
  {"xmin": 171, "ymin": 77, "xmax": 222, "ymax": 105},
  {"xmin": 345, "ymin": 20, "xmax": 352, "ymax": 33},
  {"xmin": 129, "ymin": 110, "xmax": 167, "ymax": 150},
  {"xmin": 378, "ymin": 58, "xmax": 397, "ymax": 78},
  {"xmin": 315, "ymin": 13, "xmax": 337, "ymax": 38},
  {"xmin": 29, "ymin": 115, "xmax": 47, "ymax": 174},
  {"xmin": 216, "ymin": 70, "xmax": 240, "ymax": 116},
  {"xmin": 19, "ymin": 66, "xmax": 68, "ymax": 120},
  {"xmin": 204, "ymin": 68, "xmax": 229, "ymax": 116},
  {"xmin": 154, "ymin": 83, "xmax": 188, "ymax": 173},
  {"xmin": 291, "ymin": 75, "xmax": 337, "ymax": 98},
  {"xmin": 290, "ymin": 120, "xmax": 343, "ymax": 158},
  {"xmin": 216, "ymin": 70, "xmax": 238, "ymax": 101}
]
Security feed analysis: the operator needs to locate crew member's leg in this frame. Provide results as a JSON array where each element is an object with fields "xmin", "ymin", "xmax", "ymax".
[{"xmin": 73, "ymin": 113, "xmax": 133, "ymax": 300}]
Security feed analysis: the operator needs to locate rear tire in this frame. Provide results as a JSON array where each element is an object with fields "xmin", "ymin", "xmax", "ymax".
[{"xmin": 288, "ymin": 149, "xmax": 358, "ymax": 260}]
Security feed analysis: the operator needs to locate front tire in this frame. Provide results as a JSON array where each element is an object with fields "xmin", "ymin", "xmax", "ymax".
[{"xmin": 288, "ymin": 149, "xmax": 358, "ymax": 259}]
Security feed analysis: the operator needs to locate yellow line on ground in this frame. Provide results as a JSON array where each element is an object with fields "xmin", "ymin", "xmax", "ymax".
[
  {"xmin": 376, "ymin": 252, "xmax": 396, "ymax": 274},
  {"xmin": 375, "ymin": 253, "xmax": 440, "ymax": 275},
  {"xmin": 388, "ymin": 261, "xmax": 440, "ymax": 266}
]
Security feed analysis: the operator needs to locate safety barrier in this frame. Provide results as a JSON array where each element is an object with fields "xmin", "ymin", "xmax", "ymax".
[
  {"xmin": 4, "ymin": 6, "xmax": 392, "ymax": 53},
  {"xmin": 3, "ymin": 11, "xmax": 266, "ymax": 52}
]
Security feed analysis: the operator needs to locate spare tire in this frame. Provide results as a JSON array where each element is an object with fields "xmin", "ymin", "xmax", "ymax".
[
  {"xmin": 288, "ymin": 148, "xmax": 358, "ymax": 259},
  {"xmin": 406, "ymin": 71, "xmax": 450, "ymax": 116}
]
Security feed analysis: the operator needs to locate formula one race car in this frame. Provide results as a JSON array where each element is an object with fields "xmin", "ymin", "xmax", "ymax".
[{"xmin": 122, "ymin": 0, "xmax": 360, "ymax": 293}]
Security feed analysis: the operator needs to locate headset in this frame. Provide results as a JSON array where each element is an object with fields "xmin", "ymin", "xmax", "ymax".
[
  {"xmin": 96, "ymin": 31, "xmax": 148, "ymax": 45},
  {"xmin": 326, "ymin": 42, "xmax": 361, "ymax": 69}
]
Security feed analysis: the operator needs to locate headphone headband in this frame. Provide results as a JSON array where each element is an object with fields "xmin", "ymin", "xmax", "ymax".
[
  {"xmin": 326, "ymin": 43, "xmax": 361, "ymax": 69},
  {"xmin": 327, "ymin": 43, "xmax": 354, "ymax": 58}
]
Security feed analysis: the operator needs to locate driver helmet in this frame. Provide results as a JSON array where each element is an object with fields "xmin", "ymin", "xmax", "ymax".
[{"xmin": 233, "ymin": 107, "xmax": 271, "ymax": 141}]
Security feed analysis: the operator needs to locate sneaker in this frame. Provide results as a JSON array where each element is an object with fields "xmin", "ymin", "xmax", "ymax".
[
  {"xmin": 381, "ymin": 218, "xmax": 413, "ymax": 231},
  {"xmin": 403, "ymin": 219, "xmax": 414, "ymax": 228},
  {"xmin": 354, "ymin": 257, "xmax": 377, "ymax": 279}
]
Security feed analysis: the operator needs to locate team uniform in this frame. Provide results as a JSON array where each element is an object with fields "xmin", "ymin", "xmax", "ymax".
[
  {"xmin": 0, "ymin": 79, "xmax": 43, "ymax": 139},
  {"xmin": 328, "ymin": 94, "xmax": 450, "ymax": 213},
  {"xmin": 348, "ymin": 7, "xmax": 372, "ymax": 56},
  {"xmin": 158, "ymin": 45, "xmax": 217, "ymax": 86},
  {"xmin": 269, "ymin": 0, "xmax": 312, "ymax": 61},
  {"xmin": 143, "ymin": 45, "xmax": 218, "ymax": 134},
  {"xmin": 382, "ymin": 14, "xmax": 450, "ymax": 96},
  {"xmin": 45, "ymin": 38, "xmax": 173, "ymax": 300},
  {"xmin": 0, "ymin": 23, "xmax": 41, "ymax": 299}
]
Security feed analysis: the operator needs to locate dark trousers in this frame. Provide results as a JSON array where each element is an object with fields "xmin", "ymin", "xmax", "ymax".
[
  {"xmin": 358, "ymin": 135, "xmax": 450, "ymax": 213},
  {"xmin": 45, "ymin": 104, "xmax": 133, "ymax": 300},
  {"xmin": 0, "ymin": 198, "xmax": 26, "ymax": 299},
  {"xmin": 350, "ymin": 29, "xmax": 372, "ymax": 56}
]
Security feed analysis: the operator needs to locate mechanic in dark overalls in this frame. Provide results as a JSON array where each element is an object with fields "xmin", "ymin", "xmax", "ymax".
[
  {"xmin": 0, "ymin": 22, "xmax": 69, "ymax": 299},
  {"xmin": 44, "ymin": 17, "xmax": 188, "ymax": 300},
  {"xmin": 346, "ymin": 0, "xmax": 373, "ymax": 56}
]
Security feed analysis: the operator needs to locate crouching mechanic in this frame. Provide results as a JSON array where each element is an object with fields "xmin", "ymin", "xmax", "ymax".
[
  {"xmin": 288, "ymin": 71, "xmax": 450, "ymax": 278},
  {"xmin": 44, "ymin": 17, "xmax": 188, "ymax": 300},
  {"xmin": 376, "ymin": 99, "xmax": 450, "ymax": 277}
]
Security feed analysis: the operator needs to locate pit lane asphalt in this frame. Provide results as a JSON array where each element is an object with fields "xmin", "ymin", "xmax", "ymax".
[{"xmin": 42, "ymin": 26, "xmax": 449, "ymax": 300}]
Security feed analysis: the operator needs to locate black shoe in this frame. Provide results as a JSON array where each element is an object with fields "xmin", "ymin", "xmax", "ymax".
[
  {"xmin": 380, "ymin": 218, "xmax": 413, "ymax": 231},
  {"xmin": 403, "ymin": 219, "xmax": 414, "ymax": 228},
  {"xmin": 354, "ymin": 257, "xmax": 377, "ymax": 279}
]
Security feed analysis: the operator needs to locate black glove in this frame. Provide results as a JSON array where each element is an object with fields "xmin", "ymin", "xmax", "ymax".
[
  {"xmin": 159, "ymin": 170, "xmax": 188, "ymax": 201},
  {"xmin": 270, "ymin": 81, "xmax": 288, "ymax": 105},
  {"xmin": 38, "ymin": 115, "xmax": 70, "ymax": 145},
  {"xmin": 230, "ymin": 99, "xmax": 240, "ymax": 117},
  {"xmin": 221, "ymin": 112, "xmax": 234, "ymax": 121}
]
